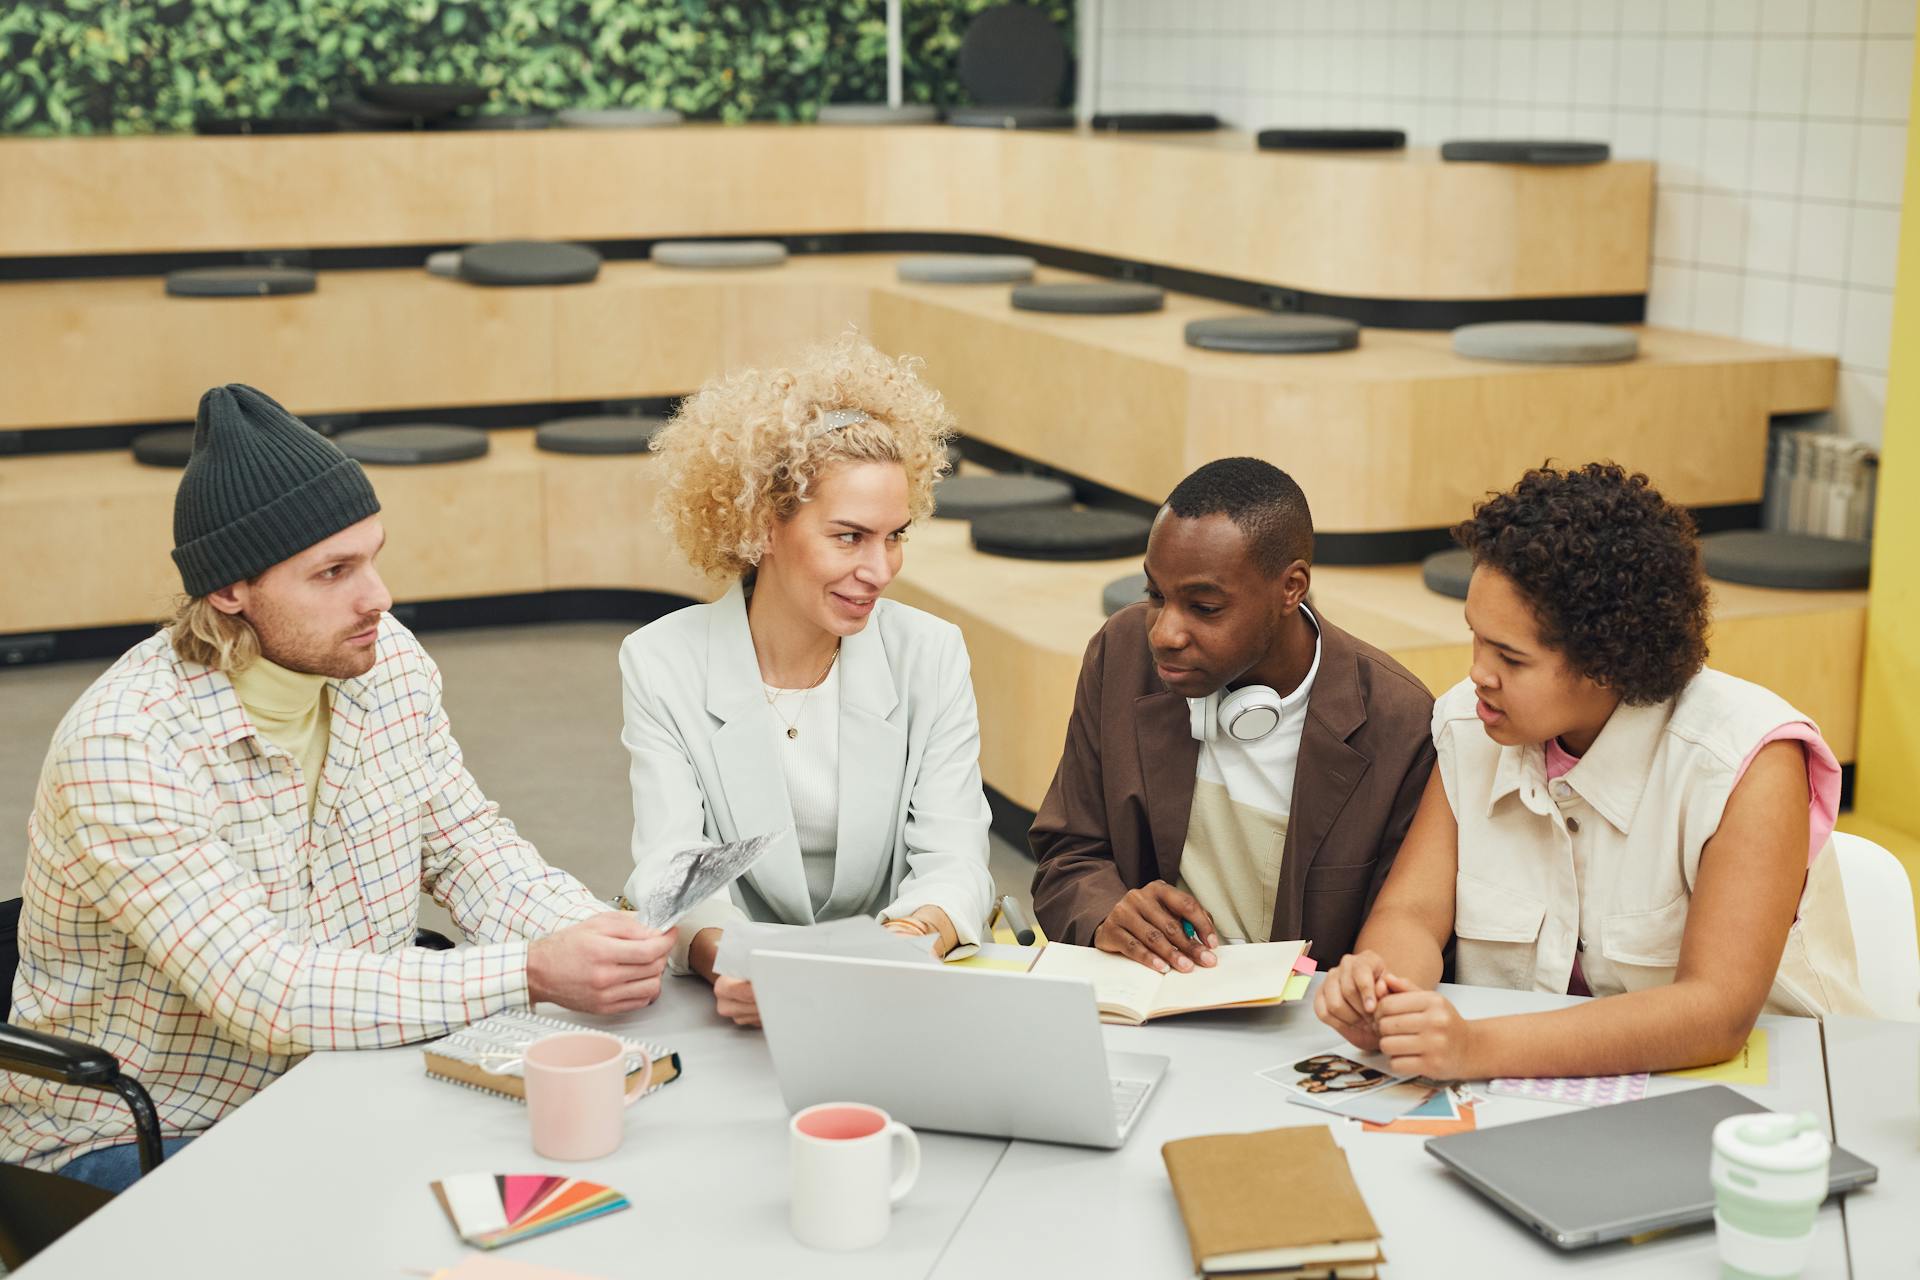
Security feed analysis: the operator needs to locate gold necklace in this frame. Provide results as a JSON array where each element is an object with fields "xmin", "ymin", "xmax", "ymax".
[{"xmin": 762, "ymin": 646, "xmax": 839, "ymax": 740}]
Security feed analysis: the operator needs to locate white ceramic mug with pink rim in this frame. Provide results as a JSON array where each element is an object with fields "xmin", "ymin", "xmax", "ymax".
[
  {"xmin": 789, "ymin": 1102, "xmax": 922, "ymax": 1250},
  {"xmin": 523, "ymin": 1030, "xmax": 653, "ymax": 1161}
]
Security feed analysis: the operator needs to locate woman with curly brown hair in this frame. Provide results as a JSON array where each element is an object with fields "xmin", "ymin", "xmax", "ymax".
[
  {"xmin": 1316, "ymin": 463, "xmax": 1869, "ymax": 1078},
  {"xmin": 617, "ymin": 334, "xmax": 995, "ymax": 1027}
]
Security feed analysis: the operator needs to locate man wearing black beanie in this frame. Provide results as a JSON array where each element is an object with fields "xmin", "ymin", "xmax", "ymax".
[{"xmin": 4, "ymin": 385, "xmax": 674, "ymax": 1191}]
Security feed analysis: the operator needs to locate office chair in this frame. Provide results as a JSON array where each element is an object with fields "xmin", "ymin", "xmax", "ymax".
[{"xmin": 0, "ymin": 896, "xmax": 456, "ymax": 1267}]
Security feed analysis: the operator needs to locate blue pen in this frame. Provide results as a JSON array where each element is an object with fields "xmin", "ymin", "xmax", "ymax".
[{"xmin": 1181, "ymin": 919, "xmax": 1201, "ymax": 943}]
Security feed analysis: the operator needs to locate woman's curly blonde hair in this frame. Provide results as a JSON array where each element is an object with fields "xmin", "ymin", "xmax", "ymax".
[{"xmin": 652, "ymin": 332, "xmax": 957, "ymax": 580}]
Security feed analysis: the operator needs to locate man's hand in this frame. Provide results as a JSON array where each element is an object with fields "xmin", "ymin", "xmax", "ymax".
[
  {"xmin": 527, "ymin": 912, "xmax": 674, "ymax": 1015},
  {"xmin": 1092, "ymin": 882, "xmax": 1219, "ymax": 973},
  {"xmin": 1314, "ymin": 948, "xmax": 1391, "ymax": 1051},
  {"xmin": 1373, "ymin": 973, "xmax": 1476, "ymax": 1080}
]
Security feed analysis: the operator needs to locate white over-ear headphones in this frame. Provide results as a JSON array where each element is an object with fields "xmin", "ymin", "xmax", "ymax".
[{"xmin": 1188, "ymin": 685, "xmax": 1286, "ymax": 744}]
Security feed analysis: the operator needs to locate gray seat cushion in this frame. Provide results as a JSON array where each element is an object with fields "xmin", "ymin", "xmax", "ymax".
[
  {"xmin": 815, "ymin": 103, "xmax": 942, "ymax": 125},
  {"xmin": 165, "ymin": 266, "xmax": 317, "ymax": 298},
  {"xmin": 1421, "ymin": 548, "xmax": 1474, "ymax": 600},
  {"xmin": 534, "ymin": 415, "xmax": 666, "ymax": 455},
  {"xmin": 1102, "ymin": 572, "xmax": 1149, "ymax": 616},
  {"xmin": 651, "ymin": 240, "xmax": 789, "ymax": 269},
  {"xmin": 131, "ymin": 427, "xmax": 197, "ymax": 469},
  {"xmin": 1441, "ymin": 138, "xmax": 1611, "ymax": 165},
  {"xmin": 946, "ymin": 105, "xmax": 1076, "ymax": 130},
  {"xmin": 972, "ymin": 508, "xmax": 1154, "ymax": 561},
  {"xmin": 1257, "ymin": 127, "xmax": 1406, "ymax": 151},
  {"xmin": 1091, "ymin": 112, "xmax": 1219, "ymax": 132},
  {"xmin": 933, "ymin": 474, "xmax": 1074, "ymax": 520},
  {"xmin": 898, "ymin": 254, "xmax": 1037, "ymax": 284},
  {"xmin": 1185, "ymin": 314, "xmax": 1360, "ymax": 354},
  {"xmin": 456, "ymin": 240, "xmax": 602, "ymax": 286},
  {"xmin": 1701, "ymin": 531, "xmax": 1872, "ymax": 591},
  {"xmin": 336, "ymin": 424, "xmax": 490, "ymax": 465},
  {"xmin": 1011, "ymin": 282, "xmax": 1165, "ymax": 314},
  {"xmin": 556, "ymin": 107, "xmax": 683, "ymax": 128},
  {"xmin": 1452, "ymin": 321, "xmax": 1639, "ymax": 364}
]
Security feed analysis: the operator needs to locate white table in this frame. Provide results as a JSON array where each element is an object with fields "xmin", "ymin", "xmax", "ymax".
[
  {"xmin": 22, "ymin": 983, "xmax": 1009, "ymax": 1279},
  {"xmin": 1824, "ymin": 1015, "xmax": 1919, "ymax": 1276},
  {"xmin": 932, "ymin": 986, "xmax": 1849, "ymax": 1280},
  {"xmin": 23, "ymin": 979, "xmax": 1858, "ymax": 1279}
]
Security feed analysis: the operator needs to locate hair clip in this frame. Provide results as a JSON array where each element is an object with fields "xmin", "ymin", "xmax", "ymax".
[{"xmin": 815, "ymin": 407, "xmax": 872, "ymax": 435}]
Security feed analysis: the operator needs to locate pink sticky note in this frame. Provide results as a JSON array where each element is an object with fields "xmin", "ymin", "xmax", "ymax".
[{"xmin": 1293, "ymin": 955, "xmax": 1318, "ymax": 975}]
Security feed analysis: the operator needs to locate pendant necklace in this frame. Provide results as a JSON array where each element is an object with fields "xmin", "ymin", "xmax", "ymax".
[{"xmin": 763, "ymin": 645, "xmax": 839, "ymax": 740}]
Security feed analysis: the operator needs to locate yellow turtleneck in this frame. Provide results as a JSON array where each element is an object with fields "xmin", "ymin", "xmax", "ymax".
[{"xmin": 230, "ymin": 655, "xmax": 333, "ymax": 819}]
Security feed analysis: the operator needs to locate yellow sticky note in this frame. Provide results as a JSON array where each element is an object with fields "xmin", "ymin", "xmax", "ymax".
[
  {"xmin": 1659, "ymin": 1028, "xmax": 1770, "ymax": 1084},
  {"xmin": 1283, "ymin": 973, "xmax": 1312, "ymax": 1002}
]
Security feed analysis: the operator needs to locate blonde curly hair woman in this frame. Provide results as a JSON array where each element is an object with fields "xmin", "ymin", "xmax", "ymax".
[{"xmin": 618, "ymin": 334, "xmax": 995, "ymax": 1027}]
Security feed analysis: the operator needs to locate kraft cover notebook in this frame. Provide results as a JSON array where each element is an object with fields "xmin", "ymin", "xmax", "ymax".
[
  {"xmin": 1030, "ymin": 940, "xmax": 1310, "ymax": 1025},
  {"xmin": 424, "ymin": 1010, "xmax": 680, "ymax": 1102},
  {"xmin": 1161, "ymin": 1125, "xmax": 1383, "ymax": 1276}
]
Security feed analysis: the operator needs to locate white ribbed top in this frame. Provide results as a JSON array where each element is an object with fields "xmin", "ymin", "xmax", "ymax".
[{"xmin": 764, "ymin": 662, "xmax": 841, "ymax": 914}]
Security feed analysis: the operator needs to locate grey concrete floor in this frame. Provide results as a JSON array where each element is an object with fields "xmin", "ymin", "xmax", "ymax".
[{"xmin": 0, "ymin": 622, "xmax": 1037, "ymax": 930}]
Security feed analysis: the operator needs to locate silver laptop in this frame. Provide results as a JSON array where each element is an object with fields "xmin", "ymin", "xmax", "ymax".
[
  {"xmin": 753, "ymin": 950, "xmax": 1168, "ymax": 1148},
  {"xmin": 1426, "ymin": 1084, "xmax": 1878, "ymax": 1249}
]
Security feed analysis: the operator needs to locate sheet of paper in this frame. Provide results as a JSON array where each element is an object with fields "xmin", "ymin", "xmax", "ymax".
[
  {"xmin": 1144, "ymin": 940, "xmax": 1309, "ymax": 1016},
  {"xmin": 1658, "ymin": 1028, "xmax": 1771, "ymax": 1085},
  {"xmin": 1488, "ymin": 1072, "xmax": 1650, "ymax": 1106},
  {"xmin": 711, "ymin": 915, "xmax": 938, "ymax": 980},
  {"xmin": 944, "ymin": 941, "xmax": 1041, "ymax": 973},
  {"xmin": 1028, "ymin": 942, "xmax": 1164, "ymax": 1017},
  {"xmin": 632, "ymin": 833, "xmax": 776, "ymax": 929}
]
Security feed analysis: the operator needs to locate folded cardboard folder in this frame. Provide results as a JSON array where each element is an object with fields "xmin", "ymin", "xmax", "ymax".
[
  {"xmin": 1162, "ymin": 1126, "xmax": 1383, "ymax": 1277},
  {"xmin": 1030, "ymin": 940, "xmax": 1310, "ymax": 1025}
]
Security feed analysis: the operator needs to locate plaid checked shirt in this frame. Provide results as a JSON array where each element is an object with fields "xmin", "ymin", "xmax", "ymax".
[{"xmin": 3, "ymin": 618, "xmax": 605, "ymax": 1169}]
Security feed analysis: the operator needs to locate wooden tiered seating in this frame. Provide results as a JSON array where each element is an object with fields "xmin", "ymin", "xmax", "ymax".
[
  {"xmin": 2, "ymin": 258, "xmax": 1829, "ymax": 537},
  {"xmin": 2, "ymin": 128, "xmax": 1650, "ymax": 302}
]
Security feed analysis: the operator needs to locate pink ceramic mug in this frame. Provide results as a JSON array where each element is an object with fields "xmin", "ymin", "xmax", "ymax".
[{"xmin": 523, "ymin": 1030, "xmax": 653, "ymax": 1161}]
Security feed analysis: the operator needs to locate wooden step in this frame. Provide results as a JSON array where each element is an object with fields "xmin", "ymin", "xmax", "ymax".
[
  {"xmin": 3, "ymin": 128, "xmax": 1651, "ymax": 302},
  {"xmin": 2, "ymin": 436, "xmax": 1862, "ymax": 809},
  {"xmin": 1, "ymin": 257, "xmax": 1831, "ymax": 536}
]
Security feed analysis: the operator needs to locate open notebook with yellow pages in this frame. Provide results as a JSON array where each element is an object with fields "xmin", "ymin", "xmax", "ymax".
[{"xmin": 1029, "ymin": 940, "xmax": 1310, "ymax": 1025}]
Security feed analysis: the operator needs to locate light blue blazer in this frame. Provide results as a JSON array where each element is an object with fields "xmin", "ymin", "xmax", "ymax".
[{"xmin": 618, "ymin": 584, "xmax": 995, "ymax": 971}]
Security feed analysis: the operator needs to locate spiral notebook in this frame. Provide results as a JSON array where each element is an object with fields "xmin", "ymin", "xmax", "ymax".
[{"xmin": 424, "ymin": 1010, "xmax": 682, "ymax": 1103}]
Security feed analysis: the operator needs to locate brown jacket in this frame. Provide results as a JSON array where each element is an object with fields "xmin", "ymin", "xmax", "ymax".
[{"xmin": 1030, "ymin": 604, "xmax": 1437, "ymax": 966}]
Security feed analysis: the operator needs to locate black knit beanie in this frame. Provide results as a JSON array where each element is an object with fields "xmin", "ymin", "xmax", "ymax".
[{"xmin": 171, "ymin": 384, "xmax": 382, "ymax": 596}]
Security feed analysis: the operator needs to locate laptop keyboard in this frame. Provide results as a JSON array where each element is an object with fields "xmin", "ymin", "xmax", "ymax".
[{"xmin": 1111, "ymin": 1077, "xmax": 1151, "ymax": 1133}]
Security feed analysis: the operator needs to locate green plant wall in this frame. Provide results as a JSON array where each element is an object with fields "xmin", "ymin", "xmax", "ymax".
[{"xmin": 0, "ymin": 0, "xmax": 1073, "ymax": 134}]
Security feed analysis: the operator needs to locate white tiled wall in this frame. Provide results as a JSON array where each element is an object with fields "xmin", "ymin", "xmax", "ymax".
[{"xmin": 1089, "ymin": 0, "xmax": 1913, "ymax": 445}]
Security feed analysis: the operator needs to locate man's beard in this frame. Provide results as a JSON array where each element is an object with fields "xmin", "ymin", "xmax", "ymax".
[{"xmin": 248, "ymin": 605, "xmax": 382, "ymax": 679}]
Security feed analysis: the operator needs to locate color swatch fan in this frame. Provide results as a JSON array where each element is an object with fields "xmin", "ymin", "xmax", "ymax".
[{"xmin": 433, "ymin": 1173, "xmax": 629, "ymax": 1249}]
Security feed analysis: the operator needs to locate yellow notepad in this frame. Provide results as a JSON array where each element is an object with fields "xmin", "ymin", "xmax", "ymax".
[{"xmin": 1030, "ymin": 940, "xmax": 1309, "ymax": 1025}]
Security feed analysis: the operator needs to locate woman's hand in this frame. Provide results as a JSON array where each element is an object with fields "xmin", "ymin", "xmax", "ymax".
[
  {"xmin": 1314, "ymin": 949, "xmax": 1391, "ymax": 1051},
  {"xmin": 712, "ymin": 975, "xmax": 761, "ymax": 1028},
  {"xmin": 882, "ymin": 905, "xmax": 957, "ymax": 957},
  {"xmin": 1373, "ymin": 973, "xmax": 1477, "ymax": 1080}
]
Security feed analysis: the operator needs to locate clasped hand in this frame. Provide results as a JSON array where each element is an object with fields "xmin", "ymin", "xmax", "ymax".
[{"xmin": 1314, "ymin": 949, "xmax": 1476, "ymax": 1080}]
